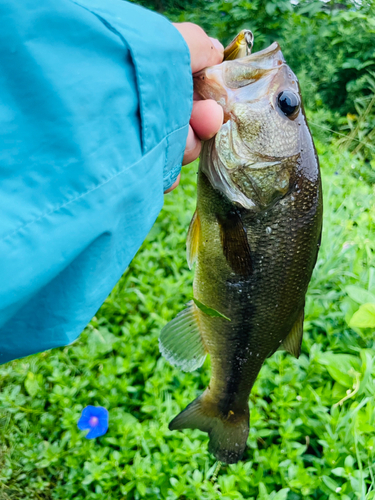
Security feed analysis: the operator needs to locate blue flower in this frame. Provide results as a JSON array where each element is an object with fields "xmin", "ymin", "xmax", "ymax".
[{"xmin": 77, "ymin": 405, "xmax": 109, "ymax": 439}]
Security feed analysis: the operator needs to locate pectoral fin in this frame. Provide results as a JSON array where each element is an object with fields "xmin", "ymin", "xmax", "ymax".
[
  {"xmin": 280, "ymin": 309, "xmax": 304, "ymax": 358},
  {"xmin": 217, "ymin": 212, "xmax": 252, "ymax": 277},
  {"xmin": 159, "ymin": 301, "xmax": 206, "ymax": 372},
  {"xmin": 186, "ymin": 210, "xmax": 201, "ymax": 269}
]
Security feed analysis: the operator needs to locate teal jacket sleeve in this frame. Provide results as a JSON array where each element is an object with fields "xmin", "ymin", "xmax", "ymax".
[{"xmin": 0, "ymin": 0, "xmax": 192, "ymax": 363}]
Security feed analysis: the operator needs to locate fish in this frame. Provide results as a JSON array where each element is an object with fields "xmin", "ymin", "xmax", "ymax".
[{"xmin": 159, "ymin": 32, "xmax": 323, "ymax": 464}]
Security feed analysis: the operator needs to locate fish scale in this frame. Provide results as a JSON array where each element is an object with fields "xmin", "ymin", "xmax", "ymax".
[{"xmin": 159, "ymin": 33, "xmax": 322, "ymax": 464}]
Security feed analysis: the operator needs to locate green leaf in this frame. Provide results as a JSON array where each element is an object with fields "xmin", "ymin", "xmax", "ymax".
[
  {"xmin": 349, "ymin": 303, "xmax": 375, "ymax": 328},
  {"xmin": 82, "ymin": 474, "xmax": 94, "ymax": 486},
  {"xmin": 298, "ymin": 0, "xmax": 323, "ymax": 16},
  {"xmin": 322, "ymin": 475, "xmax": 339, "ymax": 491},
  {"xmin": 358, "ymin": 350, "xmax": 374, "ymax": 395},
  {"xmin": 331, "ymin": 467, "xmax": 346, "ymax": 477},
  {"xmin": 137, "ymin": 482, "xmax": 147, "ymax": 496},
  {"xmin": 193, "ymin": 298, "xmax": 231, "ymax": 321},
  {"xmin": 265, "ymin": 2, "xmax": 276, "ymax": 16},
  {"xmin": 332, "ymin": 381, "xmax": 347, "ymax": 400},
  {"xmin": 345, "ymin": 285, "xmax": 375, "ymax": 305},
  {"xmin": 342, "ymin": 58, "xmax": 362, "ymax": 70},
  {"xmin": 271, "ymin": 488, "xmax": 290, "ymax": 500},
  {"xmin": 192, "ymin": 469, "xmax": 203, "ymax": 483},
  {"xmin": 24, "ymin": 373, "xmax": 40, "ymax": 398},
  {"xmin": 318, "ymin": 353, "xmax": 361, "ymax": 388},
  {"xmin": 89, "ymin": 328, "xmax": 119, "ymax": 355},
  {"xmin": 258, "ymin": 482, "xmax": 270, "ymax": 500}
]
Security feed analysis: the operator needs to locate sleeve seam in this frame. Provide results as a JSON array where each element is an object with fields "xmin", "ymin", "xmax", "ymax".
[{"xmin": 67, "ymin": 0, "xmax": 146, "ymax": 152}]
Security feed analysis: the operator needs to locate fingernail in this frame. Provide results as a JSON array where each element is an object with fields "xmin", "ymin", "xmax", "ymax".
[{"xmin": 209, "ymin": 37, "xmax": 224, "ymax": 53}]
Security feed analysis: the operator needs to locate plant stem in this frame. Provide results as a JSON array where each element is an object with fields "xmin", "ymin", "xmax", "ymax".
[{"xmin": 210, "ymin": 461, "xmax": 222, "ymax": 483}]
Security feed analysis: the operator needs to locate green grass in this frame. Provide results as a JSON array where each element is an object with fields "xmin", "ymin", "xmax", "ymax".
[{"xmin": 0, "ymin": 140, "xmax": 375, "ymax": 500}]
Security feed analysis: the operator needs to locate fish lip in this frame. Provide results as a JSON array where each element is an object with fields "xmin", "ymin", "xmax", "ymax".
[{"xmin": 240, "ymin": 41, "xmax": 285, "ymax": 65}]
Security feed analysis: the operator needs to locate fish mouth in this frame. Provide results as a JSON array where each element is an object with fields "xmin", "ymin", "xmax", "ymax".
[
  {"xmin": 193, "ymin": 42, "xmax": 298, "ymax": 118},
  {"xmin": 193, "ymin": 42, "xmax": 285, "ymax": 87}
]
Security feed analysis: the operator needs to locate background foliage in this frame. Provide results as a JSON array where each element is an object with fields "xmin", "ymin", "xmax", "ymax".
[
  {"xmin": 134, "ymin": 0, "xmax": 375, "ymax": 160},
  {"xmin": 1, "ymin": 0, "xmax": 375, "ymax": 499}
]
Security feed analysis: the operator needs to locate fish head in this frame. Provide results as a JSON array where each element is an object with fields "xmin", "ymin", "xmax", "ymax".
[{"xmin": 194, "ymin": 42, "xmax": 317, "ymax": 210}]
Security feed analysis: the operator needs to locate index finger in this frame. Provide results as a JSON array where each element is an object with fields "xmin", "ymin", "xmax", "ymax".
[{"xmin": 173, "ymin": 23, "xmax": 224, "ymax": 74}]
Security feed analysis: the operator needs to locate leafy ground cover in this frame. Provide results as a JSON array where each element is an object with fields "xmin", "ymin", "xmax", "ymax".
[{"xmin": 0, "ymin": 140, "xmax": 375, "ymax": 499}]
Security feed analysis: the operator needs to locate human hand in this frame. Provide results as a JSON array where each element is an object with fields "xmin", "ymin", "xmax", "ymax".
[{"xmin": 164, "ymin": 23, "xmax": 224, "ymax": 193}]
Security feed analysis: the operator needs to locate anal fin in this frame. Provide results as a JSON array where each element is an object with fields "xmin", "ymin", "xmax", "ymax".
[
  {"xmin": 280, "ymin": 309, "xmax": 304, "ymax": 358},
  {"xmin": 159, "ymin": 301, "xmax": 206, "ymax": 372},
  {"xmin": 186, "ymin": 210, "xmax": 201, "ymax": 270}
]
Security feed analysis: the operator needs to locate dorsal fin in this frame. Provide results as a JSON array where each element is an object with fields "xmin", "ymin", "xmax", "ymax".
[
  {"xmin": 186, "ymin": 210, "xmax": 201, "ymax": 269},
  {"xmin": 280, "ymin": 309, "xmax": 304, "ymax": 358}
]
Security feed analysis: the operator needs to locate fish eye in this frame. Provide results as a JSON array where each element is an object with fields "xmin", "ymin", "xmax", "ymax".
[{"xmin": 277, "ymin": 90, "xmax": 300, "ymax": 119}]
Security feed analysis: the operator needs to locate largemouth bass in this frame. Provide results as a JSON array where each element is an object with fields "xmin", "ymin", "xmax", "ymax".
[{"xmin": 160, "ymin": 33, "xmax": 322, "ymax": 464}]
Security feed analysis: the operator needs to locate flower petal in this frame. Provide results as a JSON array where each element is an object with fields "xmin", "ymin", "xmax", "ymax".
[
  {"xmin": 77, "ymin": 406, "xmax": 109, "ymax": 437},
  {"xmin": 85, "ymin": 422, "xmax": 108, "ymax": 439},
  {"xmin": 80, "ymin": 405, "xmax": 96, "ymax": 419},
  {"xmin": 91, "ymin": 406, "xmax": 109, "ymax": 420},
  {"xmin": 77, "ymin": 414, "xmax": 91, "ymax": 430}
]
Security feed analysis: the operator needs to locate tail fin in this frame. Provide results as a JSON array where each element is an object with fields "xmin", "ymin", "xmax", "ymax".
[{"xmin": 169, "ymin": 390, "xmax": 249, "ymax": 464}]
